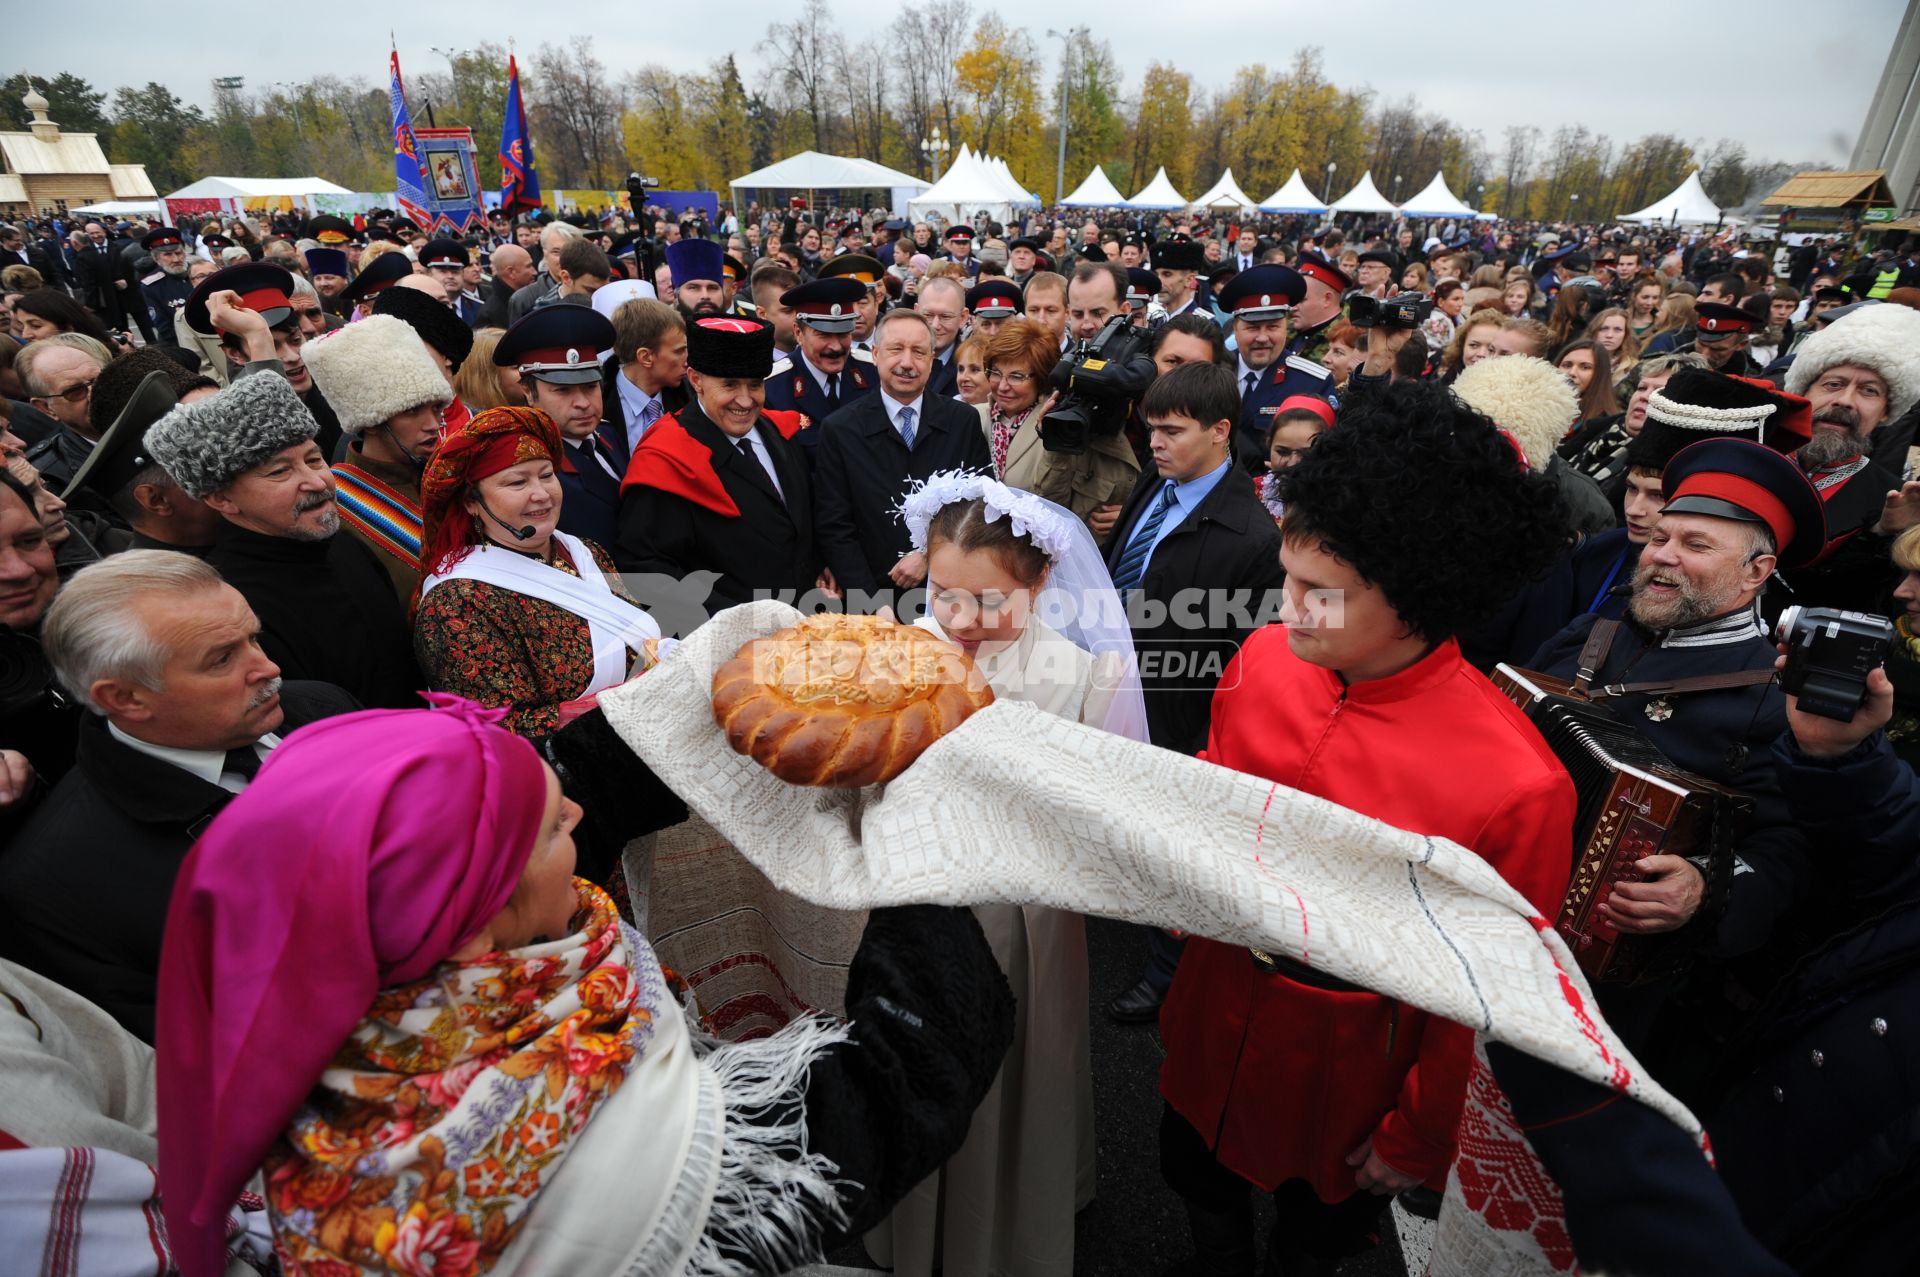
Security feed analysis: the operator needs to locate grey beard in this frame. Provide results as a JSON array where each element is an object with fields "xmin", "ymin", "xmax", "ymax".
[
  {"xmin": 284, "ymin": 506, "xmax": 340, "ymax": 541},
  {"xmin": 1797, "ymin": 428, "xmax": 1865, "ymax": 470}
]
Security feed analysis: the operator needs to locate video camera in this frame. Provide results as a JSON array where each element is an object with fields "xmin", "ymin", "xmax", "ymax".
[
  {"xmin": 1348, "ymin": 293, "xmax": 1432, "ymax": 330},
  {"xmin": 1775, "ymin": 605, "xmax": 1895, "ymax": 722},
  {"xmin": 1042, "ymin": 314, "xmax": 1158, "ymax": 455},
  {"xmin": 625, "ymin": 171, "xmax": 661, "ymax": 199}
]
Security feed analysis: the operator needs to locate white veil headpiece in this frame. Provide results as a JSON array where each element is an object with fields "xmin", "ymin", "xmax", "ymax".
[{"xmin": 899, "ymin": 471, "xmax": 1148, "ymax": 743}]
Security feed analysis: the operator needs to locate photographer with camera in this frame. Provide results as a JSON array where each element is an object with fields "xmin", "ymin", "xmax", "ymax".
[
  {"xmin": 1217, "ymin": 266, "xmax": 1336, "ymax": 474},
  {"xmin": 994, "ymin": 263, "xmax": 1145, "ymax": 537}
]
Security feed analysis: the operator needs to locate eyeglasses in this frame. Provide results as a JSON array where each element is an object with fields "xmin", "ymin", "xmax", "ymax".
[
  {"xmin": 986, "ymin": 369, "xmax": 1033, "ymax": 385},
  {"xmin": 36, "ymin": 379, "xmax": 95, "ymax": 405}
]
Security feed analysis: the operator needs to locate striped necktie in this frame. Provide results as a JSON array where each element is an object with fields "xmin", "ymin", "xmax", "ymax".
[
  {"xmin": 1112, "ymin": 483, "xmax": 1177, "ymax": 593},
  {"xmin": 897, "ymin": 405, "xmax": 916, "ymax": 449}
]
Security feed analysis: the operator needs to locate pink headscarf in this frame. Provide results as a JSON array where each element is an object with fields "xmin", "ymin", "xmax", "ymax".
[{"xmin": 155, "ymin": 694, "xmax": 550, "ymax": 1277}]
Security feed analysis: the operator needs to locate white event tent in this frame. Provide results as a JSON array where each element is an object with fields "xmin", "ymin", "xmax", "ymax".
[
  {"xmin": 1397, "ymin": 172, "xmax": 1478, "ymax": 219},
  {"xmin": 1126, "ymin": 167, "xmax": 1188, "ymax": 210},
  {"xmin": 1327, "ymin": 171, "xmax": 1399, "ymax": 215},
  {"xmin": 1618, "ymin": 171, "xmax": 1724, "ymax": 226},
  {"xmin": 1257, "ymin": 170, "xmax": 1328, "ymax": 215},
  {"xmin": 909, "ymin": 145, "xmax": 1035, "ymax": 225},
  {"xmin": 159, "ymin": 176, "xmax": 354, "ymax": 224},
  {"xmin": 1189, "ymin": 168, "xmax": 1260, "ymax": 211},
  {"xmin": 1061, "ymin": 166, "xmax": 1128, "ymax": 207},
  {"xmin": 729, "ymin": 151, "xmax": 929, "ymax": 218}
]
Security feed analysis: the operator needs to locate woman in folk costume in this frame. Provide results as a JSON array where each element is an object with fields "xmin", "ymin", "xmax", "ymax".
[
  {"xmin": 154, "ymin": 694, "xmax": 1017, "ymax": 1277},
  {"xmin": 862, "ymin": 472, "xmax": 1148, "ymax": 1277},
  {"xmin": 413, "ymin": 406, "xmax": 662, "ymax": 740},
  {"xmin": 303, "ymin": 314, "xmax": 450, "ymax": 602}
]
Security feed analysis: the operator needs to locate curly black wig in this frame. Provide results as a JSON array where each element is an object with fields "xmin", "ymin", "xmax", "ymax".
[{"xmin": 1278, "ymin": 378, "xmax": 1573, "ymax": 644}]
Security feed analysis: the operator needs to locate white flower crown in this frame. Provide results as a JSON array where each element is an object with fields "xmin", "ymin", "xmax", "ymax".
[{"xmin": 898, "ymin": 470, "xmax": 1076, "ymax": 564}]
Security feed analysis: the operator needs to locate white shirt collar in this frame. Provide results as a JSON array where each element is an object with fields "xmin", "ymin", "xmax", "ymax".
[
  {"xmin": 798, "ymin": 351, "xmax": 838, "ymax": 397},
  {"xmin": 107, "ymin": 721, "xmax": 281, "ymax": 793}
]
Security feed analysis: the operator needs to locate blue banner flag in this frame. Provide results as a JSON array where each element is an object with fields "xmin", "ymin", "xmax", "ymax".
[{"xmin": 500, "ymin": 54, "xmax": 542, "ymax": 213}]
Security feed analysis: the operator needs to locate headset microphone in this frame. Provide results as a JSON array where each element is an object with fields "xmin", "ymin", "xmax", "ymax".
[{"xmin": 480, "ymin": 498, "xmax": 536, "ymax": 541}]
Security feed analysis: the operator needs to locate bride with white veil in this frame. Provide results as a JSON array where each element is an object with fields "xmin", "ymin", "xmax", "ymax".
[{"xmin": 863, "ymin": 471, "xmax": 1147, "ymax": 1277}]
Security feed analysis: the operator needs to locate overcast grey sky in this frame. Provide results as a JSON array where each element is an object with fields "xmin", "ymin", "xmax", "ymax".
[{"xmin": 15, "ymin": 0, "xmax": 1902, "ymax": 167}]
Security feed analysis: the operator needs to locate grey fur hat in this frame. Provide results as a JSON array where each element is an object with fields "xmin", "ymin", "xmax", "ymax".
[
  {"xmin": 145, "ymin": 371, "xmax": 319, "ymax": 499},
  {"xmin": 303, "ymin": 315, "xmax": 454, "ymax": 436}
]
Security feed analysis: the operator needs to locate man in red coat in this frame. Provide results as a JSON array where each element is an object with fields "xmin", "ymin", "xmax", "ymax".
[{"xmin": 1157, "ymin": 379, "xmax": 1580, "ymax": 1276}]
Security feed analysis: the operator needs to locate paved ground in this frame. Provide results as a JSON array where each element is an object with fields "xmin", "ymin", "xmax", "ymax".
[{"xmin": 825, "ymin": 916, "xmax": 1421, "ymax": 1275}]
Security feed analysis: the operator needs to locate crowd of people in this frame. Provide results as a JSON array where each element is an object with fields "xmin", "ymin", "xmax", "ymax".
[{"xmin": 0, "ymin": 189, "xmax": 1917, "ymax": 1277}]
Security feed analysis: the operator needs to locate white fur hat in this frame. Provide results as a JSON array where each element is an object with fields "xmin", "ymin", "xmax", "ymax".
[
  {"xmin": 303, "ymin": 315, "xmax": 454, "ymax": 436},
  {"xmin": 1449, "ymin": 355, "xmax": 1578, "ymax": 473},
  {"xmin": 1783, "ymin": 302, "xmax": 1920, "ymax": 422}
]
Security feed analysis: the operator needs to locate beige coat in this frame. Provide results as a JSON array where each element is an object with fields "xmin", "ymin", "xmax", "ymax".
[{"xmin": 979, "ymin": 400, "xmax": 1140, "ymax": 528}]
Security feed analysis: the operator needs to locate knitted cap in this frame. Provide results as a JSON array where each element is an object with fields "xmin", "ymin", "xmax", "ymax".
[
  {"xmin": 304, "ymin": 316, "xmax": 454, "ymax": 436},
  {"xmin": 146, "ymin": 373, "xmax": 319, "ymax": 499}
]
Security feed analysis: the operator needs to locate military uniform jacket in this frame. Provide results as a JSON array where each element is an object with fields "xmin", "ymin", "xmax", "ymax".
[
  {"xmin": 761, "ymin": 349, "xmax": 878, "ymax": 453},
  {"xmin": 1768, "ymin": 458, "xmax": 1903, "ymax": 622},
  {"xmin": 615, "ymin": 402, "xmax": 820, "ymax": 626},
  {"xmin": 139, "ymin": 268, "xmax": 194, "ymax": 336},
  {"xmin": 1233, "ymin": 355, "xmax": 1334, "ymax": 473},
  {"xmin": 1531, "ymin": 606, "xmax": 1814, "ymax": 956},
  {"xmin": 555, "ymin": 431, "xmax": 626, "ymax": 549}
]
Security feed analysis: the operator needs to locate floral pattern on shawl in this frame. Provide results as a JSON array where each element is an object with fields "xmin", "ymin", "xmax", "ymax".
[{"xmin": 264, "ymin": 880, "xmax": 661, "ymax": 1277}]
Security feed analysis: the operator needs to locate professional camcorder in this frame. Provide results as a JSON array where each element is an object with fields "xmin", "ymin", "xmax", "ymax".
[
  {"xmin": 1775, "ymin": 605, "xmax": 1895, "ymax": 722},
  {"xmin": 1042, "ymin": 315, "xmax": 1158, "ymax": 455},
  {"xmin": 1348, "ymin": 293, "xmax": 1432, "ymax": 330}
]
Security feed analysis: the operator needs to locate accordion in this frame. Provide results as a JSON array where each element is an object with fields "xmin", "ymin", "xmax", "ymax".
[{"xmin": 1494, "ymin": 665, "xmax": 1752, "ymax": 985}]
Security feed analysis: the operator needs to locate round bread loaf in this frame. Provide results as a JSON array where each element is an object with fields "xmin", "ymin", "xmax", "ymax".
[{"xmin": 712, "ymin": 613, "xmax": 994, "ymax": 787}]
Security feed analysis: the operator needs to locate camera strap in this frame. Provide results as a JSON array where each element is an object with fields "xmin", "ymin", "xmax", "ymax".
[{"xmin": 1572, "ymin": 617, "xmax": 1776, "ymax": 699}]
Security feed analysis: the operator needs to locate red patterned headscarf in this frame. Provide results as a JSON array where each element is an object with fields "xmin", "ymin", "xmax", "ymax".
[{"xmin": 418, "ymin": 406, "xmax": 569, "ymax": 578}]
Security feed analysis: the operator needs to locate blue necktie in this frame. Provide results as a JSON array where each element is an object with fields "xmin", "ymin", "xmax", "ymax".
[
  {"xmin": 897, "ymin": 405, "xmax": 916, "ymax": 449},
  {"xmin": 1112, "ymin": 484, "xmax": 1177, "ymax": 593}
]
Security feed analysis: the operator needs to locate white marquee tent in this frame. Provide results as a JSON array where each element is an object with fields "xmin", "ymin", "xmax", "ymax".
[
  {"xmin": 1327, "ymin": 171, "xmax": 1399, "ymax": 215},
  {"xmin": 1257, "ymin": 170, "xmax": 1329, "ymax": 215},
  {"xmin": 1125, "ymin": 167, "xmax": 1188, "ymax": 210},
  {"xmin": 1189, "ymin": 168, "xmax": 1259, "ymax": 211},
  {"xmin": 1618, "ymin": 171, "xmax": 1724, "ymax": 226},
  {"xmin": 159, "ymin": 176, "xmax": 354, "ymax": 224},
  {"xmin": 1398, "ymin": 172, "xmax": 1478, "ymax": 219},
  {"xmin": 729, "ymin": 151, "xmax": 929, "ymax": 218},
  {"xmin": 1061, "ymin": 166, "xmax": 1128, "ymax": 207},
  {"xmin": 909, "ymin": 145, "xmax": 1032, "ymax": 225}
]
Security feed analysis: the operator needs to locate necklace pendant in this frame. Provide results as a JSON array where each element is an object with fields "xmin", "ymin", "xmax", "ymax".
[{"xmin": 1644, "ymin": 697, "xmax": 1674, "ymax": 722}]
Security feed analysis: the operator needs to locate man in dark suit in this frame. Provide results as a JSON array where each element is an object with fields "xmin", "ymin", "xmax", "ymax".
[
  {"xmin": 73, "ymin": 221, "xmax": 131, "ymax": 332},
  {"xmin": 1102, "ymin": 360, "xmax": 1285, "ymax": 1023},
  {"xmin": 495, "ymin": 306, "xmax": 626, "ymax": 547},
  {"xmin": 814, "ymin": 308, "xmax": 992, "ymax": 608},
  {"xmin": 0, "ymin": 552, "xmax": 358, "ymax": 1041},
  {"xmin": 763, "ymin": 277, "xmax": 879, "ymax": 454},
  {"xmin": 600, "ymin": 297, "xmax": 690, "ymax": 470},
  {"xmin": 617, "ymin": 315, "xmax": 824, "ymax": 629}
]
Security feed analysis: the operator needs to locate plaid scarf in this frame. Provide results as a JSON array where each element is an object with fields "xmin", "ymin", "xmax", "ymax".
[{"xmin": 263, "ymin": 881, "xmax": 660, "ymax": 1277}]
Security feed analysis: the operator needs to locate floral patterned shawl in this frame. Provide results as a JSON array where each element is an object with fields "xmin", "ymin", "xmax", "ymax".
[{"xmin": 263, "ymin": 880, "xmax": 662, "ymax": 1277}]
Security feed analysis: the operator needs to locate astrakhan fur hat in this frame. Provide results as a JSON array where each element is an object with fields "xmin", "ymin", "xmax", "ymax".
[
  {"xmin": 1450, "ymin": 355, "xmax": 1578, "ymax": 473},
  {"xmin": 303, "ymin": 316, "xmax": 454, "ymax": 436},
  {"xmin": 145, "ymin": 372, "xmax": 318, "ymax": 499},
  {"xmin": 1784, "ymin": 301, "xmax": 1920, "ymax": 422}
]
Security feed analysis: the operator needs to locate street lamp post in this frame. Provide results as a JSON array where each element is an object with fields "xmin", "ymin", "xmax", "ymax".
[
  {"xmin": 1568, "ymin": 192, "xmax": 1581, "ymax": 225},
  {"xmin": 1046, "ymin": 27, "xmax": 1084, "ymax": 206},
  {"xmin": 430, "ymin": 46, "xmax": 471, "ymax": 120},
  {"xmin": 921, "ymin": 127, "xmax": 951, "ymax": 181},
  {"xmin": 1324, "ymin": 160, "xmax": 1337, "ymax": 205}
]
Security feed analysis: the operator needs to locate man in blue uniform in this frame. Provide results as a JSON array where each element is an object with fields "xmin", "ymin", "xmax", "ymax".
[
  {"xmin": 964, "ymin": 278, "xmax": 1021, "ymax": 342},
  {"xmin": 1529, "ymin": 437, "xmax": 1825, "ymax": 1056},
  {"xmin": 763, "ymin": 277, "xmax": 877, "ymax": 453},
  {"xmin": 1216, "ymin": 265, "xmax": 1334, "ymax": 473},
  {"xmin": 817, "ymin": 253, "xmax": 887, "ymax": 354},
  {"xmin": 493, "ymin": 306, "xmax": 625, "ymax": 547},
  {"xmin": 137, "ymin": 227, "xmax": 195, "ymax": 337}
]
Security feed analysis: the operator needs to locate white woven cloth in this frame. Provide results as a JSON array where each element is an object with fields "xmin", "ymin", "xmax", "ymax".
[{"xmin": 599, "ymin": 602, "xmax": 1703, "ymax": 1269}]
